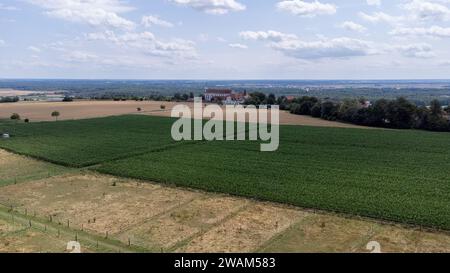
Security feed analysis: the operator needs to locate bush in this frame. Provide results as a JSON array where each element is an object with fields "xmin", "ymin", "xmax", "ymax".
[
  {"xmin": 160, "ymin": 105, "xmax": 166, "ymax": 110},
  {"xmin": 1, "ymin": 96, "xmax": 19, "ymax": 103},
  {"xmin": 24, "ymin": 118, "xmax": 30, "ymax": 123},
  {"xmin": 62, "ymin": 96, "xmax": 73, "ymax": 102},
  {"xmin": 10, "ymin": 113, "xmax": 20, "ymax": 121}
]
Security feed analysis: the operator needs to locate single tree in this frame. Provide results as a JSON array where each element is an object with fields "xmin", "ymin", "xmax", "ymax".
[
  {"xmin": 51, "ymin": 111, "xmax": 60, "ymax": 121},
  {"xmin": 10, "ymin": 113, "xmax": 20, "ymax": 123},
  {"xmin": 137, "ymin": 107, "xmax": 142, "ymax": 112}
]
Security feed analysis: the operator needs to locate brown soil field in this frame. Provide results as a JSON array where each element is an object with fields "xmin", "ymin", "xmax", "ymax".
[
  {"xmin": 0, "ymin": 150, "xmax": 449, "ymax": 253},
  {"xmin": 0, "ymin": 89, "xmax": 45, "ymax": 97},
  {"xmin": 0, "ymin": 100, "xmax": 366, "ymax": 128}
]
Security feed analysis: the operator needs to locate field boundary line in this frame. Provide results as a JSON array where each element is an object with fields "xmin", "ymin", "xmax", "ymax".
[{"xmin": 168, "ymin": 201, "xmax": 255, "ymax": 253}]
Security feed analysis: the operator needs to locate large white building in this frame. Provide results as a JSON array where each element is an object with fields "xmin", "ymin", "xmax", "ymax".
[
  {"xmin": 204, "ymin": 89, "xmax": 233, "ymax": 102},
  {"xmin": 204, "ymin": 88, "xmax": 247, "ymax": 104}
]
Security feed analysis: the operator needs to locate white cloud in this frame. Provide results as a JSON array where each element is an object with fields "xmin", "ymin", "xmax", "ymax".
[
  {"xmin": 86, "ymin": 31, "xmax": 198, "ymax": 59},
  {"xmin": 28, "ymin": 46, "xmax": 42, "ymax": 53},
  {"xmin": 366, "ymin": 0, "xmax": 381, "ymax": 6},
  {"xmin": 229, "ymin": 43, "xmax": 248, "ymax": 49},
  {"xmin": 276, "ymin": 0, "xmax": 337, "ymax": 17},
  {"xmin": 240, "ymin": 30, "xmax": 298, "ymax": 42},
  {"xmin": 240, "ymin": 30, "xmax": 436, "ymax": 60},
  {"xmin": 28, "ymin": 0, "xmax": 135, "ymax": 29},
  {"xmin": 395, "ymin": 43, "xmax": 435, "ymax": 58},
  {"xmin": 240, "ymin": 30, "xmax": 377, "ymax": 59},
  {"xmin": 390, "ymin": 25, "xmax": 450, "ymax": 38},
  {"xmin": 64, "ymin": 50, "xmax": 98, "ymax": 62},
  {"xmin": 340, "ymin": 21, "xmax": 367, "ymax": 32},
  {"xmin": 359, "ymin": 11, "xmax": 403, "ymax": 24},
  {"xmin": 168, "ymin": 0, "xmax": 246, "ymax": 15},
  {"xmin": 141, "ymin": 15, "xmax": 174, "ymax": 28},
  {"xmin": 402, "ymin": 0, "xmax": 450, "ymax": 21},
  {"xmin": 0, "ymin": 3, "xmax": 18, "ymax": 10},
  {"xmin": 0, "ymin": 40, "xmax": 5, "ymax": 47}
]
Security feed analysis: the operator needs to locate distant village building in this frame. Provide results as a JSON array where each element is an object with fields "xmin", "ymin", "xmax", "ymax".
[
  {"xmin": 204, "ymin": 89, "xmax": 232, "ymax": 102},
  {"xmin": 204, "ymin": 88, "xmax": 247, "ymax": 105},
  {"xmin": 2, "ymin": 133, "xmax": 10, "ymax": 139}
]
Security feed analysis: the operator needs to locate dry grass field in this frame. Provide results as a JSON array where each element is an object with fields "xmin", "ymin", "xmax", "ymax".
[
  {"xmin": 0, "ymin": 100, "xmax": 365, "ymax": 128},
  {"xmin": 0, "ymin": 89, "xmax": 45, "ymax": 97},
  {"xmin": 0, "ymin": 149, "xmax": 70, "ymax": 187},
  {"xmin": 0, "ymin": 150, "xmax": 449, "ymax": 253}
]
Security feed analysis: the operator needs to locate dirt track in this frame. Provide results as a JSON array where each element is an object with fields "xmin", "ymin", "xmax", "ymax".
[{"xmin": 0, "ymin": 100, "xmax": 366, "ymax": 129}]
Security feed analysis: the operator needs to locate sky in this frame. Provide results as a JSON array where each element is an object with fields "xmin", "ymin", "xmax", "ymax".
[{"xmin": 1, "ymin": 0, "xmax": 450, "ymax": 79}]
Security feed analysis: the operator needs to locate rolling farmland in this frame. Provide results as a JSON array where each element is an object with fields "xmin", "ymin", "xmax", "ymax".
[
  {"xmin": 0, "ymin": 116, "xmax": 181, "ymax": 167},
  {"xmin": 1, "ymin": 115, "xmax": 450, "ymax": 230}
]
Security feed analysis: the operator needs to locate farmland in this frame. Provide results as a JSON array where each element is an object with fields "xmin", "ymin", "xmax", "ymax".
[
  {"xmin": 0, "ymin": 100, "xmax": 365, "ymax": 128},
  {"xmin": 1, "ymin": 115, "xmax": 450, "ymax": 231},
  {"xmin": 0, "ymin": 149, "xmax": 449, "ymax": 253},
  {"xmin": 0, "ymin": 115, "xmax": 181, "ymax": 167}
]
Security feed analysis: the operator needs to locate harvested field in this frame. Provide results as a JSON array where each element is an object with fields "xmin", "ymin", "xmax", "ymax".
[
  {"xmin": 119, "ymin": 195, "xmax": 249, "ymax": 251},
  {"xmin": 0, "ymin": 229, "xmax": 71, "ymax": 253},
  {"xmin": 0, "ymin": 100, "xmax": 364, "ymax": 128},
  {"xmin": 0, "ymin": 173, "xmax": 200, "ymax": 236},
  {"xmin": 0, "ymin": 89, "xmax": 44, "ymax": 97},
  {"xmin": 0, "ymin": 218, "xmax": 24, "ymax": 234},
  {"xmin": 260, "ymin": 214, "xmax": 450, "ymax": 253},
  {"xmin": 177, "ymin": 204, "xmax": 306, "ymax": 253},
  {"xmin": 0, "ymin": 100, "xmax": 177, "ymax": 122}
]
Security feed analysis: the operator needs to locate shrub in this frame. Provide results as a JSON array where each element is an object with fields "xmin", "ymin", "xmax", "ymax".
[{"xmin": 10, "ymin": 113, "xmax": 20, "ymax": 121}]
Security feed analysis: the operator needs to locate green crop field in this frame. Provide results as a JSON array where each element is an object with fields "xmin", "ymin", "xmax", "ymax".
[
  {"xmin": 1, "ymin": 115, "xmax": 450, "ymax": 230},
  {"xmin": 0, "ymin": 115, "xmax": 182, "ymax": 167}
]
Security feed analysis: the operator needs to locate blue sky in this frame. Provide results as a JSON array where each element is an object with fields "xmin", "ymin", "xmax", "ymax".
[{"xmin": 1, "ymin": 0, "xmax": 450, "ymax": 79}]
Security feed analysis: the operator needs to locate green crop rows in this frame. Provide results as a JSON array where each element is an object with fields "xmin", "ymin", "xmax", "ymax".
[
  {"xmin": 1, "ymin": 115, "xmax": 450, "ymax": 230},
  {"xmin": 0, "ymin": 115, "xmax": 181, "ymax": 167}
]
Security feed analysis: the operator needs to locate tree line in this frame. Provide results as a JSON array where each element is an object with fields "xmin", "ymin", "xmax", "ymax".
[{"xmin": 244, "ymin": 92, "xmax": 450, "ymax": 132}]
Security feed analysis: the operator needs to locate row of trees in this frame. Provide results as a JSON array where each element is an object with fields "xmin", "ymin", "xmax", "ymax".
[
  {"xmin": 0, "ymin": 96, "xmax": 19, "ymax": 103},
  {"xmin": 288, "ymin": 96, "xmax": 450, "ymax": 132},
  {"xmin": 10, "ymin": 111, "xmax": 60, "ymax": 123}
]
